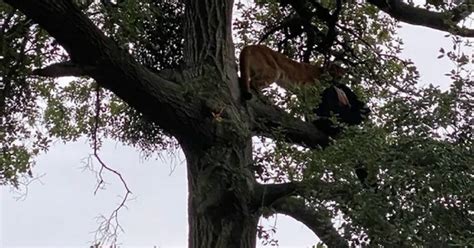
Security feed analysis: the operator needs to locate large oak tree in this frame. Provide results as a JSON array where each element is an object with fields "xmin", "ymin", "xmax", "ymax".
[{"xmin": 1, "ymin": 0, "xmax": 472, "ymax": 247}]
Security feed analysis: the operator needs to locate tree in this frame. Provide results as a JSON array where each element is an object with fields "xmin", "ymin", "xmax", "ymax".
[{"xmin": 1, "ymin": 0, "xmax": 472, "ymax": 247}]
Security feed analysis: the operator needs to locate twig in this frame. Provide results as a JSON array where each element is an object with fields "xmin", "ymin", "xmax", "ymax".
[
  {"xmin": 90, "ymin": 84, "xmax": 132, "ymax": 245},
  {"xmin": 9, "ymin": 173, "xmax": 46, "ymax": 201}
]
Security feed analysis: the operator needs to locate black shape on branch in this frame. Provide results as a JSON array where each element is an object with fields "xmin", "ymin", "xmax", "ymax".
[
  {"xmin": 312, "ymin": 84, "xmax": 376, "ymax": 189},
  {"xmin": 313, "ymin": 84, "xmax": 371, "ymax": 138},
  {"xmin": 355, "ymin": 163, "xmax": 378, "ymax": 190}
]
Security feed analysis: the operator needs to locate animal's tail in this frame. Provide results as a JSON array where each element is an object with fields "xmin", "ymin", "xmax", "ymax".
[
  {"xmin": 334, "ymin": 86, "xmax": 351, "ymax": 107},
  {"xmin": 239, "ymin": 47, "xmax": 252, "ymax": 100}
]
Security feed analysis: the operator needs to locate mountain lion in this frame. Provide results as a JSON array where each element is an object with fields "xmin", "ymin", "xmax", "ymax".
[{"xmin": 239, "ymin": 45, "xmax": 347, "ymax": 102}]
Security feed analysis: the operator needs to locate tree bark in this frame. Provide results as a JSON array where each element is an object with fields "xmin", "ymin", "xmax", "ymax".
[
  {"xmin": 273, "ymin": 197, "xmax": 349, "ymax": 247},
  {"xmin": 180, "ymin": 1, "xmax": 262, "ymax": 247},
  {"xmin": 184, "ymin": 142, "xmax": 259, "ymax": 248},
  {"xmin": 183, "ymin": 0, "xmax": 240, "ymax": 100}
]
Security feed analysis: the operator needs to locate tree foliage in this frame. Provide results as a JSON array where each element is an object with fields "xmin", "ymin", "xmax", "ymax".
[
  {"xmin": 234, "ymin": 2, "xmax": 472, "ymax": 246},
  {"xmin": 1, "ymin": 0, "xmax": 473, "ymax": 247}
]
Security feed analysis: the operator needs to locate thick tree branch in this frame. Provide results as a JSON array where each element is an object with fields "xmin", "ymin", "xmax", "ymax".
[
  {"xmin": 250, "ymin": 101, "xmax": 330, "ymax": 149},
  {"xmin": 368, "ymin": 0, "xmax": 474, "ymax": 37},
  {"xmin": 254, "ymin": 182, "xmax": 300, "ymax": 208},
  {"xmin": 253, "ymin": 181, "xmax": 358, "ymax": 246},
  {"xmin": 5, "ymin": 0, "xmax": 215, "ymax": 146},
  {"xmin": 273, "ymin": 197, "xmax": 349, "ymax": 247},
  {"xmin": 32, "ymin": 61, "xmax": 89, "ymax": 77},
  {"xmin": 254, "ymin": 180, "xmax": 355, "ymax": 208}
]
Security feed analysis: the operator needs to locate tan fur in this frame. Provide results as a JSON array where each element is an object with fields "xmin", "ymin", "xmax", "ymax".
[{"xmin": 239, "ymin": 45, "xmax": 346, "ymax": 101}]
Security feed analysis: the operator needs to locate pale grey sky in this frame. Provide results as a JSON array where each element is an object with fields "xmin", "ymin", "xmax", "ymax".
[{"xmin": 1, "ymin": 21, "xmax": 469, "ymax": 248}]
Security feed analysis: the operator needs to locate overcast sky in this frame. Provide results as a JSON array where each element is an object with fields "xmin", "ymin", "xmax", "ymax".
[{"xmin": 1, "ymin": 18, "xmax": 470, "ymax": 248}]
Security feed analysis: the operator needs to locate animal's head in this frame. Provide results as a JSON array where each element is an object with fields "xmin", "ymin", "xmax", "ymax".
[
  {"xmin": 327, "ymin": 63, "xmax": 347, "ymax": 78},
  {"xmin": 313, "ymin": 84, "xmax": 370, "ymax": 137},
  {"xmin": 313, "ymin": 61, "xmax": 346, "ymax": 77}
]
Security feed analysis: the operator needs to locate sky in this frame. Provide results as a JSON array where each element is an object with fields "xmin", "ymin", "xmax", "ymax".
[{"xmin": 1, "ymin": 10, "xmax": 471, "ymax": 248}]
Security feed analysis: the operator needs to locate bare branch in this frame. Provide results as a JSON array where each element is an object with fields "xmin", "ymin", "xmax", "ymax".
[
  {"xmin": 9, "ymin": 173, "xmax": 46, "ymax": 201},
  {"xmin": 91, "ymin": 153, "xmax": 132, "ymax": 244},
  {"xmin": 89, "ymin": 85, "xmax": 132, "ymax": 245},
  {"xmin": 368, "ymin": 0, "xmax": 474, "ymax": 37},
  {"xmin": 32, "ymin": 61, "xmax": 91, "ymax": 77},
  {"xmin": 273, "ymin": 197, "xmax": 349, "ymax": 247}
]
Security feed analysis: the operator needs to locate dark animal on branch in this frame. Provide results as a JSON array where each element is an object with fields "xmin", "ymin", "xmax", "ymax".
[
  {"xmin": 355, "ymin": 164, "xmax": 378, "ymax": 190},
  {"xmin": 313, "ymin": 84, "xmax": 370, "ymax": 137},
  {"xmin": 313, "ymin": 84, "xmax": 375, "ymax": 189}
]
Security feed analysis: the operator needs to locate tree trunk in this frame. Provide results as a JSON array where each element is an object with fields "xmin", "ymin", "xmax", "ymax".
[
  {"xmin": 183, "ymin": 143, "xmax": 258, "ymax": 248},
  {"xmin": 183, "ymin": 0, "xmax": 240, "ymax": 100},
  {"xmin": 181, "ymin": 1, "xmax": 261, "ymax": 247}
]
